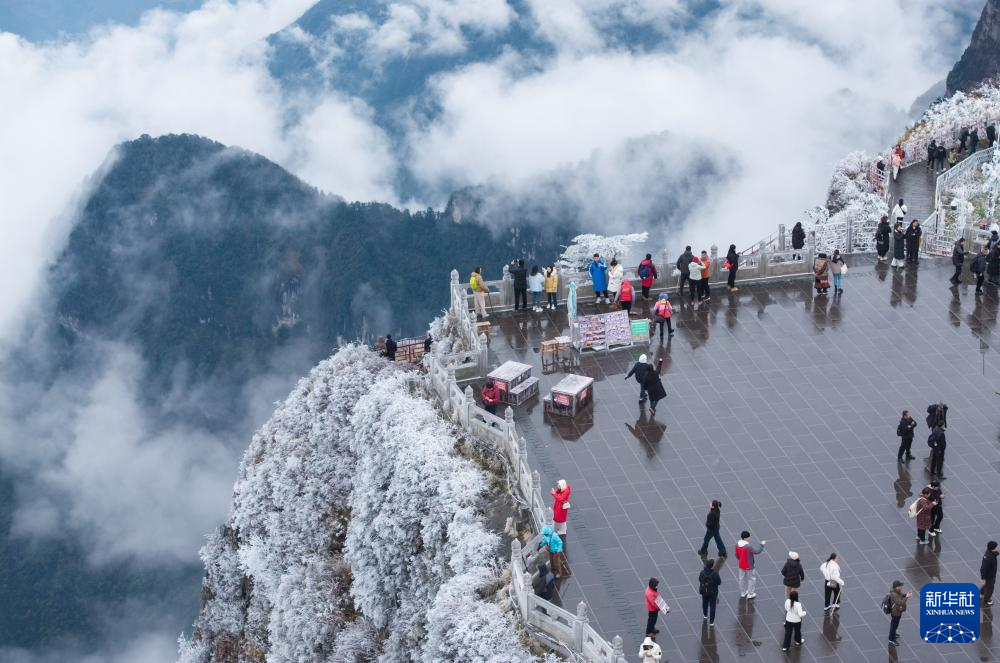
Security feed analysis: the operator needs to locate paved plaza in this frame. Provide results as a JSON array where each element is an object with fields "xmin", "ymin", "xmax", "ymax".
[{"xmin": 487, "ymin": 256, "xmax": 1000, "ymax": 662}]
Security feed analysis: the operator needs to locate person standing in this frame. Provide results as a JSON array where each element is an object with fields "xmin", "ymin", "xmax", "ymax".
[
  {"xmin": 551, "ymin": 479, "xmax": 571, "ymax": 538},
  {"xmin": 935, "ymin": 143, "xmax": 947, "ymax": 173},
  {"xmin": 510, "ymin": 259, "xmax": 528, "ymax": 311},
  {"xmin": 697, "ymin": 500, "xmax": 726, "ymax": 557},
  {"xmin": 781, "ymin": 590, "xmax": 806, "ymax": 652},
  {"xmin": 619, "ymin": 277, "xmax": 634, "ymax": 315},
  {"xmin": 927, "ymin": 425, "xmax": 947, "ymax": 480},
  {"xmin": 528, "ymin": 266, "xmax": 545, "ymax": 312},
  {"xmin": 982, "ymin": 541, "xmax": 998, "ymax": 606},
  {"xmin": 891, "ymin": 222, "xmax": 906, "ymax": 268},
  {"xmin": 589, "ymin": 253, "xmax": 609, "ymax": 304},
  {"xmin": 914, "ymin": 487, "xmax": 936, "ymax": 544},
  {"xmin": 544, "ymin": 265, "xmax": 559, "ymax": 310},
  {"xmin": 676, "ymin": 246, "xmax": 693, "ymax": 295},
  {"xmin": 644, "ymin": 578, "xmax": 662, "ymax": 636},
  {"xmin": 830, "ymin": 250, "xmax": 846, "ymax": 294},
  {"xmin": 820, "ymin": 553, "xmax": 844, "ymax": 611},
  {"xmin": 896, "ymin": 410, "xmax": 917, "ymax": 462},
  {"xmin": 638, "ymin": 636, "xmax": 662, "ymax": 662},
  {"xmin": 643, "ymin": 357, "xmax": 667, "ymax": 415},
  {"xmin": 905, "ymin": 219, "xmax": 922, "ymax": 263},
  {"xmin": 481, "ymin": 380, "xmax": 500, "ymax": 417},
  {"xmin": 813, "ymin": 252, "xmax": 830, "ymax": 295},
  {"xmin": 781, "ymin": 552, "xmax": 805, "ymax": 599},
  {"xmin": 535, "ymin": 561, "xmax": 556, "ymax": 601},
  {"xmin": 423, "ymin": 333, "xmax": 432, "ymax": 355},
  {"xmin": 928, "ymin": 480, "xmax": 944, "ymax": 536},
  {"xmin": 637, "ymin": 254, "xmax": 658, "ymax": 300},
  {"xmin": 971, "ymin": 127, "xmax": 981, "ymax": 154},
  {"xmin": 926, "ymin": 140, "xmax": 937, "ymax": 171},
  {"xmin": 892, "ymin": 198, "xmax": 908, "ymax": 226},
  {"xmin": 699, "ymin": 250, "xmax": 712, "ymax": 301},
  {"xmin": 791, "ymin": 222, "xmax": 806, "ymax": 260},
  {"xmin": 470, "ymin": 266, "xmax": 489, "ymax": 319},
  {"xmin": 687, "ymin": 255, "xmax": 703, "ymax": 302},
  {"xmin": 971, "ymin": 246, "xmax": 989, "ymax": 293},
  {"xmin": 926, "ymin": 402, "xmax": 948, "ymax": 429},
  {"xmin": 653, "ymin": 293, "xmax": 674, "ymax": 341},
  {"xmin": 606, "ymin": 258, "xmax": 624, "ymax": 304},
  {"xmin": 887, "ymin": 580, "xmax": 912, "ymax": 646},
  {"xmin": 875, "ymin": 216, "xmax": 891, "ymax": 262},
  {"xmin": 735, "ymin": 531, "xmax": 767, "ymax": 599},
  {"xmin": 990, "ymin": 242, "xmax": 1000, "ymax": 286},
  {"xmin": 960, "ymin": 126, "xmax": 970, "ymax": 151},
  {"xmin": 698, "ymin": 559, "xmax": 722, "ymax": 626},
  {"xmin": 539, "ymin": 525, "xmax": 570, "ymax": 577},
  {"xmin": 384, "ymin": 334, "xmax": 397, "ymax": 361},
  {"xmin": 988, "ymin": 122, "xmax": 997, "ymax": 148},
  {"xmin": 625, "ymin": 354, "xmax": 652, "ymax": 403},
  {"xmin": 951, "ymin": 238, "xmax": 967, "ymax": 285},
  {"xmin": 726, "ymin": 244, "xmax": 739, "ymax": 291}
]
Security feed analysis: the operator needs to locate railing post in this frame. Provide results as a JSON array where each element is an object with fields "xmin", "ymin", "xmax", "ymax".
[
  {"xmin": 612, "ymin": 635, "xmax": 625, "ymax": 663},
  {"xmin": 778, "ymin": 224, "xmax": 786, "ymax": 251},
  {"xmin": 845, "ymin": 217, "xmax": 854, "ymax": 253},
  {"xmin": 502, "ymin": 264, "xmax": 513, "ymax": 309},
  {"xmin": 710, "ymin": 244, "xmax": 719, "ymax": 281},
  {"xmin": 758, "ymin": 240, "xmax": 768, "ymax": 277},
  {"xmin": 808, "ymin": 230, "xmax": 816, "ymax": 268},
  {"xmin": 464, "ymin": 385, "xmax": 474, "ymax": 426},
  {"xmin": 478, "ymin": 332, "xmax": 488, "ymax": 376},
  {"xmin": 660, "ymin": 249, "xmax": 669, "ymax": 290},
  {"xmin": 573, "ymin": 601, "xmax": 588, "ymax": 652},
  {"xmin": 511, "ymin": 540, "xmax": 529, "ymax": 617}
]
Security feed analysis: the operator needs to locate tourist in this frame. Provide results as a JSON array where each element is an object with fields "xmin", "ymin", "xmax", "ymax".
[
  {"xmin": 970, "ymin": 127, "xmax": 980, "ymax": 154},
  {"xmin": 926, "ymin": 140, "xmax": 937, "ymax": 171},
  {"xmin": 914, "ymin": 487, "xmax": 936, "ymax": 544},
  {"xmin": 971, "ymin": 246, "xmax": 989, "ymax": 293},
  {"xmin": 819, "ymin": 553, "xmax": 844, "ymax": 611},
  {"xmin": 697, "ymin": 500, "xmax": 726, "ymax": 557},
  {"xmin": 928, "ymin": 480, "xmax": 944, "ymax": 536},
  {"xmin": 607, "ymin": 258, "xmax": 624, "ymax": 304},
  {"xmin": 735, "ymin": 531, "xmax": 767, "ymax": 599},
  {"xmin": 423, "ymin": 333, "xmax": 432, "ymax": 355},
  {"xmin": 698, "ymin": 558, "xmax": 722, "ymax": 626},
  {"xmin": 892, "ymin": 198, "xmax": 907, "ymax": 226},
  {"xmin": 544, "ymin": 265, "xmax": 559, "ymax": 310},
  {"xmin": 539, "ymin": 525, "xmax": 570, "ymax": 577},
  {"xmin": 644, "ymin": 578, "xmax": 662, "ymax": 636},
  {"xmin": 927, "ymin": 424, "xmax": 947, "ymax": 480},
  {"xmin": 589, "ymin": 253, "xmax": 609, "ymax": 304},
  {"xmin": 676, "ymin": 246, "xmax": 693, "ymax": 296},
  {"xmin": 619, "ymin": 277, "xmax": 634, "ymax": 315},
  {"xmin": 528, "ymin": 265, "xmax": 545, "ymax": 312},
  {"xmin": 960, "ymin": 126, "xmax": 970, "ymax": 151},
  {"xmin": 781, "ymin": 590, "xmax": 806, "ymax": 651},
  {"xmin": 481, "ymin": 380, "xmax": 500, "ymax": 417},
  {"xmin": 470, "ymin": 266, "xmax": 489, "ymax": 319},
  {"xmin": 891, "ymin": 222, "xmax": 906, "ymax": 268},
  {"xmin": 982, "ymin": 541, "xmax": 998, "ymax": 606},
  {"xmin": 988, "ymin": 122, "xmax": 998, "ymax": 148},
  {"xmin": 781, "ymin": 551, "xmax": 805, "ymax": 599},
  {"xmin": 905, "ymin": 219, "xmax": 922, "ymax": 263},
  {"xmin": 950, "ymin": 238, "xmax": 967, "ymax": 285},
  {"xmin": 896, "ymin": 410, "xmax": 917, "ymax": 462},
  {"xmin": 791, "ymin": 222, "xmax": 806, "ymax": 260},
  {"xmin": 638, "ymin": 253, "xmax": 658, "ymax": 300},
  {"xmin": 726, "ymin": 244, "xmax": 739, "ymax": 291},
  {"xmin": 891, "ymin": 145, "xmax": 903, "ymax": 180},
  {"xmin": 643, "ymin": 357, "xmax": 667, "ymax": 415},
  {"xmin": 990, "ymin": 243, "xmax": 1000, "ymax": 286},
  {"xmin": 875, "ymin": 215, "xmax": 891, "ymax": 262},
  {"xmin": 948, "ymin": 146, "xmax": 959, "ymax": 169},
  {"xmin": 535, "ymin": 561, "xmax": 556, "ymax": 601},
  {"xmin": 384, "ymin": 334, "xmax": 397, "ymax": 361},
  {"xmin": 989, "ymin": 230, "xmax": 1000, "ymax": 253},
  {"xmin": 551, "ymin": 479, "xmax": 571, "ymax": 538},
  {"xmin": 638, "ymin": 636, "xmax": 662, "ymax": 662},
  {"xmin": 510, "ymin": 259, "xmax": 528, "ymax": 311},
  {"xmin": 935, "ymin": 143, "xmax": 947, "ymax": 173},
  {"xmin": 886, "ymin": 580, "xmax": 912, "ymax": 646},
  {"xmin": 653, "ymin": 293, "xmax": 674, "ymax": 341},
  {"xmin": 625, "ymin": 353, "xmax": 652, "ymax": 403},
  {"xmin": 813, "ymin": 252, "xmax": 830, "ymax": 295},
  {"xmin": 688, "ymin": 255, "xmax": 703, "ymax": 302},
  {"xmin": 926, "ymin": 402, "xmax": 948, "ymax": 429},
  {"xmin": 699, "ymin": 250, "xmax": 711, "ymax": 301},
  {"xmin": 829, "ymin": 249, "xmax": 846, "ymax": 294}
]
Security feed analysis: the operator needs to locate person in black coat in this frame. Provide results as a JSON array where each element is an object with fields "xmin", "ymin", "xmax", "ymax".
[
  {"xmin": 697, "ymin": 500, "xmax": 726, "ymax": 557},
  {"xmin": 676, "ymin": 246, "xmax": 693, "ymax": 295},
  {"xmin": 960, "ymin": 126, "xmax": 970, "ymax": 151},
  {"xmin": 971, "ymin": 246, "xmax": 989, "ymax": 293},
  {"xmin": 982, "ymin": 541, "xmax": 998, "ymax": 605},
  {"xmin": 970, "ymin": 128, "xmax": 981, "ymax": 154},
  {"xmin": 926, "ymin": 140, "xmax": 937, "ymax": 171},
  {"xmin": 875, "ymin": 216, "xmax": 891, "ymax": 261},
  {"xmin": 625, "ymin": 354, "xmax": 652, "ymax": 403},
  {"xmin": 935, "ymin": 144, "xmax": 947, "ymax": 172},
  {"xmin": 384, "ymin": 334, "xmax": 397, "ymax": 361},
  {"xmin": 951, "ymin": 238, "xmax": 967, "ymax": 285},
  {"xmin": 988, "ymin": 123, "xmax": 997, "ymax": 148},
  {"xmin": 643, "ymin": 357, "xmax": 666, "ymax": 415},
  {"xmin": 535, "ymin": 562, "xmax": 556, "ymax": 601},
  {"xmin": 905, "ymin": 220, "xmax": 923, "ymax": 263},
  {"xmin": 781, "ymin": 552, "xmax": 805, "ymax": 598},
  {"xmin": 897, "ymin": 410, "xmax": 917, "ymax": 462},
  {"xmin": 891, "ymin": 222, "xmax": 906, "ymax": 267},
  {"xmin": 423, "ymin": 334, "xmax": 432, "ymax": 354},
  {"xmin": 989, "ymin": 243, "xmax": 1000, "ymax": 285},
  {"xmin": 928, "ymin": 425, "xmax": 947, "ymax": 479},
  {"xmin": 726, "ymin": 244, "xmax": 739, "ymax": 291},
  {"xmin": 510, "ymin": 259, "xmax": 528, "ymax": 310},
  {"xmin": 698, "ymin": 559, "xmax": 723, "ymax": 625},
  {"xmin": 926, "ymin": 403, "xmax": 948, "ymax": 429},
  {"xmin": 791, "ymin": 222, "xmax": 806, "ymax": 260}
]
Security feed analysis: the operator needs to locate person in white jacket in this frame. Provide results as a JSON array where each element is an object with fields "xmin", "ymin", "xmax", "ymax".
[
  {"xmin": 781, "ymin": 590, "xmax": 806, "ymax": 651},
  {"xmin": 820, "ymin": 553, "xmax": 844, "ymax": 611},
  {"xmin": 607, "ymin": 259, "xmax": 624, "ymax": 303},
  {"xmin": 637, "ymin": 636, "xmax": 662, "ymax": 662},
  {"xmin": 891, "ymin": 198, "xmax": 907, "ymax": 225}
]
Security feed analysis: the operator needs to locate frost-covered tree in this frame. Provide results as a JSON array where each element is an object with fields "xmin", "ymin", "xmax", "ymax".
[{"xmin": 558, "ymin": 233, "xmax": 649, "ymax": 271}]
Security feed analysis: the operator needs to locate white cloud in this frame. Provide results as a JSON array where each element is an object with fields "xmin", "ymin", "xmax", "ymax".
[{"xmin": 1, "ymin": 630, "xmax": 178, "ymax": 663}]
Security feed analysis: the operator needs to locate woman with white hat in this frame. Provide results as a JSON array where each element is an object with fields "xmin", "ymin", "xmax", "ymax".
[{"xmin": 637, "ymin": 636, "xmax": 662, "ymax": 661}]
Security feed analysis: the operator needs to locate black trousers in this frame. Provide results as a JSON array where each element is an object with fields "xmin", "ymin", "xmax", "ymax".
[
  {"xmin": 702, "ymin": 595, "xmax": 717, "ymax": 622},
  {"xmin": 907, "ymin": 243, "xmax": 919, "ymax": 262},
  {"xmin": 824, "ymin": 583, "xmax": 842, "ymax": 607},
  {"xmin": 983, "ymin": 578, "xmax": 996, "ymax": 603},
  {"xmin": 727, "ymin": 268, "xmax": 737, "ymax": 288},
  {"xmin": 646, "ymin": 610, "xmax": 658, "ymax": 634},
  {"xmin": 698, "ymin": 279, "xmax": 710, "ymax": 299},
  {"xmin": 930, "ymin": 448, "xmax": 945, "ymax": 475},
  {"xmin": 897, "ymin": 436, "xmax": 913, "ymax": 460},
  {"xmin": 977, "ymin": 273, "xmax": 985, "ymax": 290},
  {"xmin": 931, "ymin": 504, "xmax": 943, "ymax": 530},
  {"xmin": 689, "ymin": 280, "xmax": 699, "ymax": 300},
  {"xmin": 641, "ymin": 285, "xmax": 651, "ymax": 298},
  {"xmin": 621, "ymin": 300, "xmax": 632, "ymax": 314},
  {"xmin": 655, "ymin": 318, "xmax": 673, "ymax": 340},
  {"xmin": 782, "ymin": 621, "xmax": 802, "ymax": 648},
  {"xmin": 514, "ymin": 288, "xmax": 527, "ymax": 310},
  {"xmin": 678, "ymin": 273, "xmax": 689, "ymax": 294},
  {"xmin": 889, "ymin": 614, "xmax": 902, "ymax": 641},
  {"xmin": 952, "ymin": 263, "xmax": 963, "ymax": 282}
]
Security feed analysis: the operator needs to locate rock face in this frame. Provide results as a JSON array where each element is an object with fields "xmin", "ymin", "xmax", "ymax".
[{"xmin": 948, "ymin": 0, "xmax": 1000, "ymax": 94}]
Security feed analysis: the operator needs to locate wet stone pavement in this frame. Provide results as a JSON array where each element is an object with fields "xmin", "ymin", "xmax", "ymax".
[{"xmin": 485, "ymin": 256, "xmax": 1000, "ymax": 662}]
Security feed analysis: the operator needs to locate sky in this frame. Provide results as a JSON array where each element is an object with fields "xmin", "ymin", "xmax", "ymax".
[{"xmin": 0, "ymin": 1, "xmax": 987, "ymax": 661}]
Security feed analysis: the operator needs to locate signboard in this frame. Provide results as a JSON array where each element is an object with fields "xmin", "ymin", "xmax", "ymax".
[{"xmin": 920, "ymin": 583, "xmax": 980, "ymax": 644}]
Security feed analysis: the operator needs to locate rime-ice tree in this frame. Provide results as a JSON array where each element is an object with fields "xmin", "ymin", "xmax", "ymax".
[{"xmin": 558, "ymin": 233, "xmax": 649, "ymax": 271}]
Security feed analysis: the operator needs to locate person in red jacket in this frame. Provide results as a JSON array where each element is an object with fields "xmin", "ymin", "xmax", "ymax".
[
  {"xmin": 551, "ymin": 479, "xmax": 571, "ymax": 538},
  {"xmin": 637, "ymin": 254, "xmax": 658, "ymax": 300},
  {"xmin": 644, "ymin": 577, "xmax": 662, "ymax": 636},
  {"xmin": 481, "ymin": 381, "xmax": 500, "ymax": 416},
  {"xmin": 618, "ymin": 278, "xmax": 634, "ymax": 314}
]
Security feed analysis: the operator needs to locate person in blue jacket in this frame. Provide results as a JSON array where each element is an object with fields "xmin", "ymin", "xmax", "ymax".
[
  {"xmin": 589, "ymin": 253, "xmax": 609, "ymax": 304},
  {"xmin": 539, "ymin": 525, "xmax": 571, "ymax": 577}
]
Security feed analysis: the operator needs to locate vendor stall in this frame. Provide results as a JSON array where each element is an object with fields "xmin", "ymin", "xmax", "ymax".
[
  {"xmin": 543, "ymin": 374, "xmax": 594, "ymax": 417},
  {"xmin": 487, "ymin": 361, "xmax": 533, "ymax": 404},
  {"xmin": 570, "ymin": 310, "xmax": 633, "ymax": 352}
]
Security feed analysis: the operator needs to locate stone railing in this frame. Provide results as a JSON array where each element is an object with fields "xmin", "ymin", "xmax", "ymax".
[{"xmin": 921, "ymin": 145, "xmax": 997, "ymax": 256}]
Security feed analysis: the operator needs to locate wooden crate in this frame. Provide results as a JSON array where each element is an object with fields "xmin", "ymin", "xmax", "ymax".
[{"xmin": 507, "ymin": 377, "xmax": 539, "ymax": 405}]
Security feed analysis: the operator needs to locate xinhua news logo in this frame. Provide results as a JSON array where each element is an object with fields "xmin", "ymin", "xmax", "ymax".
[{"xmin": 919, "ymin": 583, "xmax": 980, "ymax": 644}]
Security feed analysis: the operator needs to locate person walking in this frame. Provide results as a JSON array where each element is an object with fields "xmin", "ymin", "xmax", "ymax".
[
  {"xmin": 875, "ymin": 216, "xmax": 891, "ymax": 261},
  {"xmin": 551, "ymin": 479, "xmax": 571, "ymax": 538},
  {"xmin": 539, "ymin": 525, "xmax": 570, "ymax": 577},
  {"xmin": 735, "ymin": 531, "xmax": 767, "ymax": 599},
  {"xmin": 637, "ymin": 254, "xmax": 658, "ymax": 300},
  {"xmin": 886, "ymin": 580, "xmax": 912, "ymax": 646},
  {"xmin": 687, "ymin": 255, "xmax": 703, "ymax": 302},
  {"xmin": 676, "ymin": 246, "xmax": 693, "ymax": 296},
  {"xmin": 481, "ymin": 380, "xmax": 500, "ymax": 417},
  {"xmin": 891, "ymin": 222, "xmax": 906, "ymax": 268},
  {"xmin": 982, "ymin": 541, "xmax": 998, "ymax": 606},
  {"xmin": 619, "ymin": 277, "xmax": 634, "ymax": 315},
  {"xmin": 781, "ymin": 590, "xmax": 806, "ymax": 651},
  {"xmin": 896, "ymin": 410, "xmax": 917, "ymax": 462},
  {"xmin": 971, "ymin": 246, "xmax": 989, "ymax": 293},
  {"xmin": 820, "ymin": 553, "xmax": 844, "ymax": 611},
  {"xmin": 384, "ymin": 334, "xmax": 397, "ymax": 361},
  {"xmin": 905, "ymin": 219, "xmax": 922, "ymax": 263},
  {"xmin": 990, "ymin": 242, "xmax": 1000, "ymax": 286},
  {"xmin": 830, "ymin": 250, "xmax": 846, "ymax": 294},
  {"xmin": 528, "ymin": 266, "xmax": 545, "ymax": 312},
  {"xmin": 791, "ymin": 222, "xmax": 806, "ymax": 260},
  {"xmin": 813, "ymin": 252, "xmax": 830, "ymax": 295},
  {"xmin": 606, "ymin": 258, "xmax": 624, "ymax": 304},
  {"xmin": 891, "ymin": 145, "xmax": 903, "ymax": 181},
  {"xmin": 913, "ymin": 487, "xmax": 936, "ymax": 544},
  {"xmin": 927, "ymin": 425, "xmax": 947, "ymax": 480},
  {"xmin": 589, "ymin": 253, "xmax": 609, "ymax": 304},
  {"xmin": 510, "ymin": 259, "xmax": 528, "ymax": 311},
  {"xmin": 698, "ymin": 559, "xmax": 722, "ymax": 626},
  {"xmin": 781, "ymin": 552, "xmax": 805, "ymax": 599},
  {"xmin": 470, "ymin": 266, "xmax": 489, "ymax": 319},
  {"xmin": 926, "ymin": 140, "xmax": 937, "ymax": 171},
  {"xmin": 951, "ymin": 238, "xmax": 967, "ymax": 285},
  {"xmin": 644, "ymin": 578, "xmax": 662, "ymax": 636},
  {"xmin": 697, "ymin": 500, "xmax": 726, "ymax": 557},
  {"xmin": 928, "ymin": 480, "xmax": 944, "ymax": 536},
  {"xmin": 892, "ymin": 198, "xmax": 908, "ymax": 226},
  {"xmin": 726, "ymin": 244, "xmax": 739, "ymax": 291},
  {"xmin": 638, "ymin": 636, "xmax": 662, "ymax": 662},
  {"xmin": 625, "ymin": 354, "xmax": 652, "ymax": 403},
  {"xmin": 544, "ymin": 264, "xmax": 559, "ymax": 310},
  {"xmin": 699, "ymin": 250, "xmax": 712, "ymax": 301},
  {"xmin": 643, "ymin": 357, "xmax": 667, "ymax": 415},
  {"xmin": 653, "ymin": 293, "xmax": 674, "ymax": 341}
]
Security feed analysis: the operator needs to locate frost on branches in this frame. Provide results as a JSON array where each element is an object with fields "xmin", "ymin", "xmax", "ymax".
[
  {"xmin": 558, "ymin": 233, "xmax": 649, "ymax": 272},
  {"xmin": 178, "ymin": 345, "xmax": 543, "ymax": 663},
  {"xmin": 808, "ymin": 151, "xmax": 886, "ymax": 253},
  {"xmin": 899, "ymin": 83, "xmax": 1000, "ymax": 167}
]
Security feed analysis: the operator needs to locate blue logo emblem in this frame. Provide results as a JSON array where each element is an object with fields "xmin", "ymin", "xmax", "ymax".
[{"xmin": 920, "ymin": 583, "xmax": 980, "ymax": 643}]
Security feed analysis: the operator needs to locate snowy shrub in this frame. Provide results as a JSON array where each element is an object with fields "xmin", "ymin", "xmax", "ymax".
[
  {"xmin": 899, "ymin": 83, "xmax": 1000, "ymax": 166},
  {"xmin": 326, "ymin": 619, "xmax": 382, "ymax": 663}
]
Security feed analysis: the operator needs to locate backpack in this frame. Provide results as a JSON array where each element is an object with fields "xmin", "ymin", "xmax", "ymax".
[
  {"xmin": 907, "ymin": 499, "xmax": 920, "ymax": 519},
  {"xmin": 881, "ymin": 594, "xmax": 893, "ymax": 615},
  {"xmin": 698, "ymin": 571, "xmax": 715, "ymax": 596},
  {"xmin": 638, "ymin": 263, "xmax": 651, "ymax": 279},
  {"xmin": 469, "ymin": 274, "xmax": 478, "ymax": 291}
]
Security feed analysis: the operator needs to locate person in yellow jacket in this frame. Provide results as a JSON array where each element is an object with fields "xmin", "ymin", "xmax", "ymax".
[
  {"xmin": 470, "ymin": 266, "xmax": 488, "ymax": 319},
  {"xmin": 544, "ymin": 265, "xmax": 559, "ymax": 310}
]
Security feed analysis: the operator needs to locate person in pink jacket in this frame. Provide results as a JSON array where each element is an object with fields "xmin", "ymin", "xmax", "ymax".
[{"xmin": 551, "ymin": 479, "xmax": 571, "ymax": 538}]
